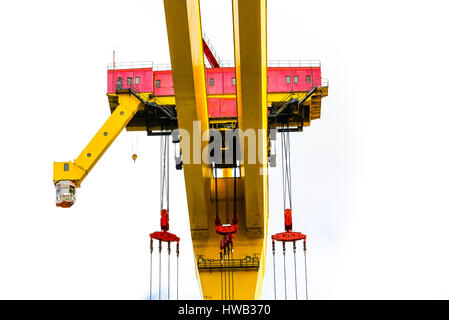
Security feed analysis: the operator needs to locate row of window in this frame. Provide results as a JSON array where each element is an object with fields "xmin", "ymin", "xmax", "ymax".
[
  {"xmin": 286, "ymin": 75, "xmax": 311, "ymax": 84},
  {"xmin": 207, "ymin": 75, "xmax": 311, "ymax": 87},
  {"xmin": 120, "ymin": 75, "xmax": 312, "ymax": 88},
  {"xmin": 118, "ymin": 77, "xmax": 140, "ymax": 85}
]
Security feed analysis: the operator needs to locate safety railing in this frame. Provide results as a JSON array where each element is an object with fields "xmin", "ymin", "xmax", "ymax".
[
  {"xmin": 107, "ymin": 61, "xmax": 154, "ymax": 70},
  {"xmin": 109, "ymin": 60, "xmax": 322, "ymax": 70},
  {"xmin": 197, "ymin": 257, "xmax": 260, "ymax": 270},
  {"xmin": 321, "ymin": 78, "xmax": 329, "ymax": 87},
  {"xmin": 153, "ymin": 63, "xmax": 172, "ymax": 71},
  {"xmin": 202, "ymin": 32, "xmax": 223, "ymax": 67},
  {"xmin": 269, "ymin": 60, "xmax": 321, "ymax": 68},
  {"xmin": 107, "ymin": 61, "xmax": 175, "ymax": 71},
  {"xmin": 309, "ymin": 78, "xmax": 329, "ymax": 89},
  {"xmin": 217, "ymin": 60, "xmax": 321, "ymax": 68}
]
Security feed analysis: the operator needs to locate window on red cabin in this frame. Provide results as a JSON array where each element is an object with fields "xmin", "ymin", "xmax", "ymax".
[
  {"xmin": 135, "ymin": 77, "xmax": 140, "ymax": 85},
  {"xmin": 156, "ymin": 79, "xmax": 161, "ymax": 88},
  {"xmin": 294, "ymin": 76, "xmax": 298, "ymax": 84},
  {"xmin": 232, "ymin": 77, "xmax": 236, "ymax": 86},
  {"xmin": 306, "ymin": 75, "xmax": 311, "ymax": 83},
  {"xmin": 286, "ymin": 76, "xmax": 291, "ymax": 84},
  {"xmin": 127, "ymin": 77, "xmax": 132, "ymax": 86},
  {"xmin": 209, "ymin": 78, "xmax": 215, "ymax": 86}
]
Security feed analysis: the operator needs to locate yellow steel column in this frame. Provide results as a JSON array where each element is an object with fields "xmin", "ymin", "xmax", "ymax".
[
  {"xmin": 162, "ymin": 0, "xmax": 210, "ymax": 238},
  {"xmin": 233, "ymin": 0, "xmax": 268, "ymax": 299}
]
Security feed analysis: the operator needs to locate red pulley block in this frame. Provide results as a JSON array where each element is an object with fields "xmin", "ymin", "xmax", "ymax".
[
  {"xmin": 215, "ymin": 216, "xmax": 238, "ymax": 252},
  {"xmin": 284, "ymin": 209, "xmax": 292, "ymax": 232},
  {"xmin": 160, "ymin": 209, "xmax": 169, "ymax": 231},
  {"xmin": 271, "ymin": 209, "xmax": 306, "ymax": 244},
  {"xmin": 150, "ymin": 209, "xmax": 180, "ymax": 244}
]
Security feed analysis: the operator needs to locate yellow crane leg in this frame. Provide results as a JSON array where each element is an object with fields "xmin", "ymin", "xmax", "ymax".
[
  {"xmin": 163, "ymin": 0, "xmax": 210, "ymax": 238},
  {"xmin": 233, "ymin": 0, "xmax": 269, "ymax": 299},
  {"xmin": 53, "ymin": 93, "xmax": 142, "ymax": 206},
  {"xmin": 163, "ymin": 0, "xmax": 267, "ymax": 300}
]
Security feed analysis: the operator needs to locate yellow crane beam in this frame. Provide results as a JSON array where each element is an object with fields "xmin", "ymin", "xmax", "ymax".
[
  {"xmin": 232, "ymin": 0, "xmax": 269, "ymax": 298},
  {"xmin": 233, "ymin": 0, "xmax": 268, "ymax": 235},
  {"xmin": 163, "ymin": 0, "xmax": 210, "ymax": 237},
  {"xmin": 162, "ymin": 0, "xmax": 269, "ymax": 300}
]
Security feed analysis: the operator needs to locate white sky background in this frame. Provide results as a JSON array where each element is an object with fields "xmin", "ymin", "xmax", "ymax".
[{"xmin": 0, "ymin": 0, "xmax": 448, "ymax": 299}]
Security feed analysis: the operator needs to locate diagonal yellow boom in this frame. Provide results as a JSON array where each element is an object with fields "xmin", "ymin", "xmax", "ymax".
[{"xmin": 53, "ymin": 93, "xmax": 142, "ymax": 206}]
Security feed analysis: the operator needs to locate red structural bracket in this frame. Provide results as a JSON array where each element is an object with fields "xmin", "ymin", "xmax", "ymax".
[{"xmin": 202, "ymin": 38, "xmax": 220, "ymax": 68}]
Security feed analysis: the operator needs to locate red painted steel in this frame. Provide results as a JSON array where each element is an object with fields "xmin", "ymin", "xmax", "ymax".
[
  {"xmin": 107, "ymin": 66, "xmax": 322, "ymax": 117},
  {"xmin": 271, "ymin": 209, "xmax": 306, "ymax": 244},
  {"xmin": 202, "ymin": 38, "xmax": 220, "ymax": 68},
  {"xmin": 107, "ymin": 68, "xmax": 153, "ymax": 93},
  {"xmin": 149, "ymin": 209, "xmax": 180, "ymax": 243}
]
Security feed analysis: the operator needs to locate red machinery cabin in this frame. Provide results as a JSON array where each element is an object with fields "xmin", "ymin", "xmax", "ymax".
[{"xmin": 107, "ymin": 61, "xmax": 323, "ymax": 118}]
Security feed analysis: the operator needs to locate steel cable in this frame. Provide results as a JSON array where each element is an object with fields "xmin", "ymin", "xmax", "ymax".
[
  {"xmin": 283, "ymin": 242, "xmax": 287, "ymax": 300},
  {"xmin": 149, "ymin": 240, "xmax": 153, "ymax": 300},
  {"xmin": 220, "ymin": 251, "xmax": 224, "ymax": 300},
  {"xmin": 158, "ymin": 240, "xmax": 162, "ymax": 300},
  {"xmin": 304, "ymin": 251, "xmax": 309, "ymax": 300},
  {"xmin": 176, "ymin": 244, "xmax": 179, "ymax": 300},
  {"xmin": 168, "ymin": 242, "xmax": 171, "ymax": 300},
  {"xmin": 166, "ymin": 136, "xmax": 169, "ymax": 212},
  {"xmin": 231, "ymin": 246, "xmax": 234, "ymax": 300},
  {"xmin": 293, "ymin": 242, "xmax": 298, "ymax": 300},
  {"xmin": 272, "ymin": 242, "xmax": 277, "ymax": 300}
]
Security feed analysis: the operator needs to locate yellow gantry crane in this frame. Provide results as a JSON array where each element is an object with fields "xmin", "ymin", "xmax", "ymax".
[{"xmin": 53, "ymin": 0, "xmax": 328, "ymax": 300}]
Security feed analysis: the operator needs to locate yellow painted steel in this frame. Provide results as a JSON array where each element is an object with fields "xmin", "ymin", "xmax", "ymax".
[
  {"xmin": 162, "ymin": 0, "xmax": 270, "ymax": 300},
  {"xmin": 232, "ymin": 0, "xmax": 268, "ymax": 299},
  {"xmin": 163, "ymin": 0, "xmax": 211, "ymax": 237},
  {"xmin": 115, "ymin": 89, "xmax": 328, "ymax": 133},
  {"xmin": 52, "ymin": 0, "xmax": 328, "ymax": 301},
  {"xmin": 53, "ymin": 93, "xmax": 142, "ymax": 186}
]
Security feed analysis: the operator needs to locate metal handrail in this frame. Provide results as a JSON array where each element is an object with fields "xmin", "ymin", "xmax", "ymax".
[
  {"xmin": 197, "ymin": 258, "xmax": 260, "ymax": 270},
  {"xmin": 108, "ymin": 60, "xmax": 321, "ymax": 70},
  {"xmin": 202, "ymin": 32, "xmax": 222, "ymax": 67},
  {"xmin": 153, "ymin": 63, "xmax": 172, "ymax": 71},
  {"xmin": 210, "ymin": 60, "xmax": 321, "ymax": 68},
  {"xmin": 320, "ymin": 78, "xmax": 329, "ymax": 87},
  {"xmin": 107, "ymin": 61, "xmax": 153, "ymax": 70},
  {"xmin": 268, "ymin": 60, "xmax": 321, "ymax": 67}
]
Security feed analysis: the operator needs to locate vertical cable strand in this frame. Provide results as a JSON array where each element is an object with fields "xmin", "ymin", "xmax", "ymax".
[
  {"xmin": 149, "ymin": 239, "xmax": 153, "ymax": 300},
  {"xmin": 304, "ymin": 250, "xmax": 309, "ymax": 300},
  {"xmin": 293, "ymin": 242, "xmax": 298, "ymax": 300},
  {"xmin": 167, "ymin": 242, "xmax": 171, "ymax": 300},
  {"xmin": 158, "ymin": 240, "xmax": 162, "ymax": 300},
  {"xmin": 272, "ymin": 241, "xmax": 277, "ymax": 300},
  {"xmin": 283, "ymin": 242, "xmax": 287, "ymax": 300}
]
